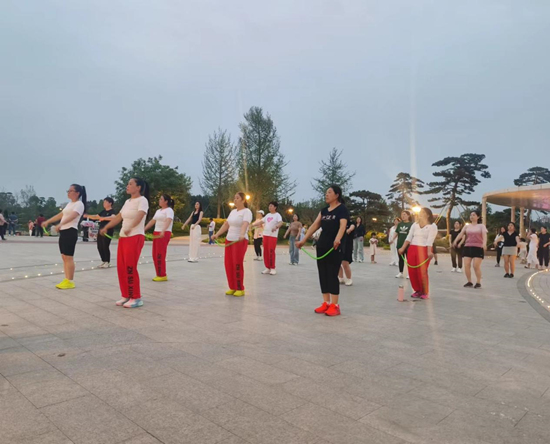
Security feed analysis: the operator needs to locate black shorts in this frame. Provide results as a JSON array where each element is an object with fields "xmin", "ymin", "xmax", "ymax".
[
  {"xmin": 342, "ymin": 237, "xmax": 353, "ymax": 264},
  {"xmin": 59, "ymin": 228, "xmax": 78, "ymax": 256},
  {"xmin": 463, "ymin": 246, "xmax": 484, "ymax": 259}
]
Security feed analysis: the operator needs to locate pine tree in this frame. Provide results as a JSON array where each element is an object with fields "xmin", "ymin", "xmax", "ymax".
[
  {"xmin": 311, "ymin": 148, "xmax": 355, "ymax": 201},
  {"xmin": 237, "ymin": 107, "xmax": 295, "ymax": 210},
  {"xmin": 200, "ymin": 129, "xmax": 237, "ymax": 218},
  {"xmin": 424, "ymin": 153, "xmax": 491, "ymax": 236},
  {"xmin": 386, "ymin": 172, "xmax": 424, "ymax": 211}
]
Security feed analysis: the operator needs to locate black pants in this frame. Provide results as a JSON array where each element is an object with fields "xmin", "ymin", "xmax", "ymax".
[
  {"xmin": 451, "ymin": 247, "xmax": 463, "ymax": 269},
  {"xmin": 254, "ymin": 238, "xmax": 263, "ymax": 257},
  {"xmin": 398, "ymin": 247, "xmax": 408, "ymax": 273},
  {"xmin": 97, "ymin": 234, "xmax": 112, "ymax": 263},
  {"xmin": 37, "ymin": 226, "xmax": 43, "ymax": 237},
  {"xmin": 317, "ymin": 246, "xmax": 343, "ymax": 295},
  {"xmin": 496, "ymin": 247, "xmax": 503, "ymax": 265},
  {"xmin": 538, "ymin": 248, "xmax": 549, "ymax": 267},
  {"xmin": 0, "ymin": 225, "xmax": 5, "ymax": 240}
]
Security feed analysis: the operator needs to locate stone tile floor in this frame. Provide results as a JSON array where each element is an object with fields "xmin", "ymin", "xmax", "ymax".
[{"xmin": 1, "ymin": 238, "xmax": 550, "ymax": 443}]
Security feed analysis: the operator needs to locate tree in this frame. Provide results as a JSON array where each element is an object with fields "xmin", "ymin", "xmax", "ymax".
[
  {"xmin": 348, "ymin": 190, "xmax": 390, "ymax": 230},
  {"xmin": 514, "ymin": 167, "xmax": 550, "ymax": 228},
  {"xmin": 312, "ymin": 148, "xmax": 355, "ymax": 201},
  {"xmin": 424, "ymin": 153, "xmax": 491, "ymax": 236},
  {"xmin": 115, "ymin": 156, "xmax": 192, "ymax": 220},
  {"xmin": 237, "ymin": 106, "xmax": 295, "ymax": 210},
  {"xmin": 200, "ymin": 129, "xmax": 237, "ymax": 218},
  {"xmin": 386, "ymin": 172, "xmax": 424, "ymax": 211}
]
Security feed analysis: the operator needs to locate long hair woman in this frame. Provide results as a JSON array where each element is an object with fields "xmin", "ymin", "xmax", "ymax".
[
  {"xmin": 494, "ymin": 222, "xmax": 520, "ymax": 278},
  {"xmin": 42, "ymin": 184, "xmax": 87, "ymax": 289},
  {"xmin": 296, "ymin": 185, "xmax": 349, "ymax": 317},
  {"xmin": 84, "ymin": 197, "xmax": 116, "ymax": 268},
  {"xmin": 395, "ymin": 210, "xmax": 413, "ymax": 279},
  {"xmin": 183, "ymin": 202, "xmax": 204, "ymax": 263},
  {"xmin": 212, "ymin": 192, "xmax": 252, "ymax": 297},
  {"xmin": 449, "ymin": 220, "xmax": 464, "ymax": 273},
  {"xmin": 398, "ymin": 207, "xmax": 437, "ymax": 299},
  {"xmin": 453, "ymin": 211, "xmax": 487, "ymax": 288},
  {"xmin": 100, "ymin": 178, "xmax": 149, "ymax": 308},
  {"xmin": 145, "ymin": 194, "xmax": 175, "ymax": 281},
  {"xmin": 494, "ymin": 226, "xmax": 506, "ymax": 267}
]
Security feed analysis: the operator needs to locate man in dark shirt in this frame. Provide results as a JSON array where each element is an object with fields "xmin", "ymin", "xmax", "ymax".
[
  {"xmin": 538, "ymin": 227, "xmax": 550, "ymax": 269},
  {"xmin": 36, "ymin": 214, "xmax": 46, "ymax": 238}
]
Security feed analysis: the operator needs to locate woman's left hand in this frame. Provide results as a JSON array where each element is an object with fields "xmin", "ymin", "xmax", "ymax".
[
  {"xmin": 428, "ymin": 253, "xmax": 434, "ymax": 260},
  {"xmin": 333, "ymin": 238, "xmax": 341, "ymax": 249}
]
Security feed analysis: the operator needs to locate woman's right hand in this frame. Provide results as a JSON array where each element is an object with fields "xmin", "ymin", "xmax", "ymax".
[
  {"xmin": 99, "ymin": 228, "xmax": 107, "ymax": 236},
  {"xmin": 212, "ymin": 233, "xmax": 219, "ymax": 240},
  {"xmin": 296, "ymin": 240, "xmax": 305, "ymax": 249}
]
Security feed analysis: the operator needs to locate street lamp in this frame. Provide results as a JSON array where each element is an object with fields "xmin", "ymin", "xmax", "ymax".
[
  {"xmin": 412, "ymin": 205, "xmax": 421, "ymax": 215},
  {"xmin": 229, "ymin": 202, "xmax": 235, "ymax": 208},
  {"xmin": 245, "ymin": 195, "xmax": 251, "ymax": 201},
  {"xmin": 287, "ymin": 208, "xmax": 294, "ymax": 214},
  {"xmin": 372, "ymin": 217, "xmax": 377, "ymax": 222}
]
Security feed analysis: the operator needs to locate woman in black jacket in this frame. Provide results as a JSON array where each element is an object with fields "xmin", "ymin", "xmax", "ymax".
[{"xmin": 353, "ymin": 217, "xmax": 365, "ymax": 263}]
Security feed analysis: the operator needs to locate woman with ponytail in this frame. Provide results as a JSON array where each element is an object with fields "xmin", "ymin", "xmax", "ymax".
[
  {"xmin": 100, "ymin": 178, "xmax": 149, "ymax": 308},
  {"xmin": 42, "ymin": 184, "xmax": 87, "ymax": 289},
  {"xmin": 212, "ymin": 192, "xmax": 252, "ymax": 297},
  {"xmin": 182, "ymin": 202, "xmax": 204, "ymax": 263},
  {"xmin": 145, "ymin": 194, "xmax": 175, "ymax": 281}
]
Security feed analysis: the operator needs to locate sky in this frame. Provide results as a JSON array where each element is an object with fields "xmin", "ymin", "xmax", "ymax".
[{"xmin": 1, "ymin": 0, "xmax": 549, "ymax": 217}]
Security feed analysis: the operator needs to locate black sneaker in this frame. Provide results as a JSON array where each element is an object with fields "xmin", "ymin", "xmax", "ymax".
[
  {"xmin": 504, "ymin": 273, "xmax": 510, "ymax": 278},
  {"xmin": 464, "ymin": 282, "xmax": 474, "ymax": 288},
  {"xmin": 509, "ymin": 274, "xmax": 514, "ymax": 278},
  {"xmin": 474, "ymin": 283, "xmax": 481, "ymax": 289}
]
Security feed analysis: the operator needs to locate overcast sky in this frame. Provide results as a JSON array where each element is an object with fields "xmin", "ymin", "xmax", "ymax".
[{"xmin": 1, "ymin": 1, "xmax": 549, "ymax": 215}]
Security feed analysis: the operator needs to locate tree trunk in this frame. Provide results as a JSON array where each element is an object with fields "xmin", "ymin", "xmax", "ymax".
[
  {"xmin": 446, "ymin": 206, "xmax": 452, "ymax": 237},
  {"xmin": 217, "ymin": 201, "xmax": 220, "ymax": 219}
]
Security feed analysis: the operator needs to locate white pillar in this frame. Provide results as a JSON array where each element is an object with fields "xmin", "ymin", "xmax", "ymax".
[
  {"xmin": 481, "ymin": 198, "xmax": 487, "ymax": 227},
  {"xmin": 520, "ymin": 207, "xmax": 525, "ymax": 236},
  {"xmin": 511, "ymin": 206, "xmax": 516, "ymax": 223}
]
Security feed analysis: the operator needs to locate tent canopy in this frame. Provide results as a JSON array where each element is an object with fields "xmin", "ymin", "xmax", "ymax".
[{"xmin": 483, "ymin": 184, "xmax": 550, "ymax": 211}]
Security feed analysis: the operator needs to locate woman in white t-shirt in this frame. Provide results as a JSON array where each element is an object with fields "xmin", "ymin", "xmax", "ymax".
[
  {"xmin": 145, "ymin": 194, "xmax": 175, "ymax": 281},
  {"xmin": 42, "ymin": 184, "xmax": 87, "ymax": 290},
  {"xmin": 212, "ymin": 192, "xmax": 253, "ymax": 297},
  {"xmin": 251, "ymin": 201, "xmax": 283, "ymax": 275},
  {"xmin": 101, "ymin": 178, "xmax": 150, "ymax": 308},
  {"xmin": 398, "ymin": 207, "xmax": 438, "ymax": 300},
  {"xmin": 526, "ymin": 228, "xmax": 539, "ymax": 269}
]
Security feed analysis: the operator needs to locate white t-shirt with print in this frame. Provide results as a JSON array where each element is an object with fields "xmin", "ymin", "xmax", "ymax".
[
  {"xmin": 59, "ymin": 201, "xmax": 85, "ymax": 231},
  {"xmin": 405, "ymin": 222, "xmax": 438, "ymax": 247},
  {"xmin": 262, "ymin": 212, "xmax": 283, "ymax": 238},
  {"xmin": 227, "ymin": 208, "xmax": 253, "ymax": 241},
  {"xmin": 153, "ymin": 208, "xmax": 174, "ymax": 232},
  {"xmin": 209, "ymin": 221, "xmax": 215, "ymax": 232},
  {"xmin": 120, "ymin": 196, "xmax": 149, "ymax": 237}
]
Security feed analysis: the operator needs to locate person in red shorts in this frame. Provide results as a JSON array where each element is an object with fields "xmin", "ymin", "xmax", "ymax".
[
  {"xmin": 212, "ymin": 192, "xmax": 253, "ymax": 297},
  {"xmin": 101, "ymin": 178, "xmax": 149, "ymax": 308},
  {"xmin": 145, "ymin": 194, "xmax": 175, "ymax": 282}
]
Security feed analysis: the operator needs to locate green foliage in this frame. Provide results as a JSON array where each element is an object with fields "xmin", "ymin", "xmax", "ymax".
[
  {"xmin": 0, "ymin": 187, "xmax": 60, "ymax": 232},
  {"xmin": 348, "ymin": 190, "xmax": 390, "ymax": 230},
  {"xmin": 114, "ymin": 156, "xmax": 192, "ymax": 221},
  {"xmin": 200, "ymin": 129, "xmax": 237, "ymax": 218},
  {"xmin": 386, "ymin": 172, "xmax": 424, "ymax": 211},
  {"xmin": 311, "ymin": 148, "xmax": 355, "ymax": 200},
  {"xmin": 424, "ymin": 153, "xmax": 491, "ymax": 235},
  {"xmin": 514, "ymin": 167, "xmax": 550, "ymax": 187},
  {"xmin": 237, "ymin": 107, "xmax": 295, "ymax": 210}
]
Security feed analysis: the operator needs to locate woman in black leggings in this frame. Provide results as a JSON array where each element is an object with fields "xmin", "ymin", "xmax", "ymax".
[
  {"xmin": 538, "ymin": 227, "xmax": 550, "ymax": 270},
  {"xmin": 296, "ymin": 185, "xmax": 348, "ymax": 317},
  {"xmin": 85, "ymin": 198, "xmax": 116, "ymax": 268},
  {"xmin": 494, "ymin": 226, "xmax": 506, "ymax": 267}
]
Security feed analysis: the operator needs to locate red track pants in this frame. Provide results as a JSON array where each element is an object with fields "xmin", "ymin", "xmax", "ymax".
[
  {"xmin": 407, "ymin": 244, "xmax": 431, "ymax": 295},
  {"xmin": 263, "ymin": 236, "xmax": 277, "ymax": 269},
  {"xmin": 117, "ymin": 235, "xmax": 145, "ymax": 299},
  {"xmin": 152, "ymin": 231, "xmax": 171, "ymax": 277},
  {"xmin": 224, "ymin": 239, "xmax": 248, "ymax": 291}
]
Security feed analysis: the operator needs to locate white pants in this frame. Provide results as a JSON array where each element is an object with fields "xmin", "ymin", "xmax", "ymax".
[
  {"xmin": 189, "ymin": 225, "xmax": 202, "ymax": 261},
  {"xmin": 390, "ymin": 243, "xmax": 398, "ymax": 265}
]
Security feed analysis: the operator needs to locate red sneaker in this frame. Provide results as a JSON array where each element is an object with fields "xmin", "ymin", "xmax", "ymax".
[
  {"xmin": 419, "ymin": 294, "xmax": 430, "ymax": 300},
  {"xmin": 411, "ymin": 291, "xmax": 421, "ymax": 298},
  {"xmin": 325, "ymin": 304, "xmax": 341, "ymax": 316},
  {"xmin": 314, "ymin": 302, "xmax": 330, "ymax": 313}
]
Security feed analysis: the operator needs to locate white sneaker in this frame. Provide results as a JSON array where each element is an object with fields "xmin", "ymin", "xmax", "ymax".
[
  {"xmin": 262, "ymin": 269, "xmax": 271, "ymax": 275},
  {"xmin": 406, "ymin": 275, "xmax": 410, "ymax": 279},
  {"xmin": 269, "ymin": 269, "xmax": 277, "ymax": 276},
  {"xmin": 254, "ymin": 257, "xmax": 262, "ymax": 261},
  {"xmin": 395, "ymin": 273, "xmax": 403, "ymax": 278},
  {"xmin": 98, "ymin": 262, "xmax": 106, "ymax": 269},
  {"xmin": 339, "ymin": 277, "xmax": 345, "ymax": 284},
  {"xmin": 457, "ymin": 268, "xmax": 463, "ymax": 273},
  {"xmin": 358, "ymin": 260, "xmax": 363, "ymax": 263},
  {"xmin": 451, "ymin": 268, "xmax": 456, "ymax": 272},
  {"xmin": 345, "ymin": 279, "xmax": 353, "ymax": 286}
]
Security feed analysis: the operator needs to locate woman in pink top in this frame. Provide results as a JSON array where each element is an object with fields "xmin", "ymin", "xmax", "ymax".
[{"xmin": 453, "ymin": 210, "xmax": 487, "ymax": 289}]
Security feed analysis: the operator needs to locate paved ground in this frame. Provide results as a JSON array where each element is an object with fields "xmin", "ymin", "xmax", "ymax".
[{"xmin": 1, "ymin": 237, "xmax": 550, "ymax": 444}]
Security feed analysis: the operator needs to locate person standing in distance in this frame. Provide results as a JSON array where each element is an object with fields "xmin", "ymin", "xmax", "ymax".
[
  {"xmin": 388, "ymin": 217, "xmax": 400, "ymax": 266},
  {"xmin": 85, "ymin": 197, "xmax": 116, "ymax": 268},
  {"xmin": 182, "ymin": 202, "xmax": 203, "ymax": 263},
  {"xmin": 100, "ymin": 178, "xmax": 149, "ymax": 308},
  {"xmin": 212, "ymin": 192, "xmax": 253, "ymax": 297},
  {"xmin": 42, "ymin": 184, "xmax": 87, "ymax": 289},
  {"xmin": 296, "ymin": 185, "xmax": 349, "ymax": 317},
  {"xmin": 353, "ymin": 216, "xmax": 365, "ymax": 263},
  {"xmin": 494, "ymin": 222, "xmax": 520, "ymax": 278},
  {"xmin": 145, "ymin": 194, "xmax": 175, "ymax": 281},
  {"xmin": 453, "ymin": 211, "xmax": 487, "ymax": 288},
  {"xmin": 395, "ymin": 210, "xmax": 413, "ymax": 278},
  {"xmin": 208, "ymin": 218, "xmax": 216, "ymax": 245},
  {"xmin": 284, "ymin": 213, "xmax": 303, "ymax": 265},
  {"xmin": 449, "ymin": 220, "xmax": 464, "ymax": 273},
  {"xmin": 538, "ymin": 227, "xmax": 550, "ymax": 270},
  {"xmin": 251, "ymin": 202, "xmax": 283, "ymax": 275},
  {"xmin": 253, "ymin": 210, "xmax": 264, "ymax": 261}
]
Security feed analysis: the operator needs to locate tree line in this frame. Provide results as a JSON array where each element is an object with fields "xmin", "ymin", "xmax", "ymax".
[{"xmin": 2, "ymin": 105, "xmax": 548, "ymax": 238}]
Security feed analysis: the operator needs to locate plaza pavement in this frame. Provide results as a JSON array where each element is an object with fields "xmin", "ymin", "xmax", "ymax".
[{"xmin": 1, "ymin": 237, "xmax": 550, "ymax": 443}]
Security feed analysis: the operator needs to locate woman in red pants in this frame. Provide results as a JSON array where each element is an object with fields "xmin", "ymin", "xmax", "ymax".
[
  {"xmin": 251, "ymin": 201, "xmax": 283, "ymax": 276},
  {"xmin": 145, "ymin": 194, "xmax": 174, "ymax": 282},
  {"xmin": 212, "ymin": 192, "xmax": 252, "ymax": 297},
  {"xmin": 398, "ymin": 207, "xmax": 437, "ymax": 300},
  {"xmin": 100, "ymin": 178, "xmax": 149, "ymax": 308}
]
